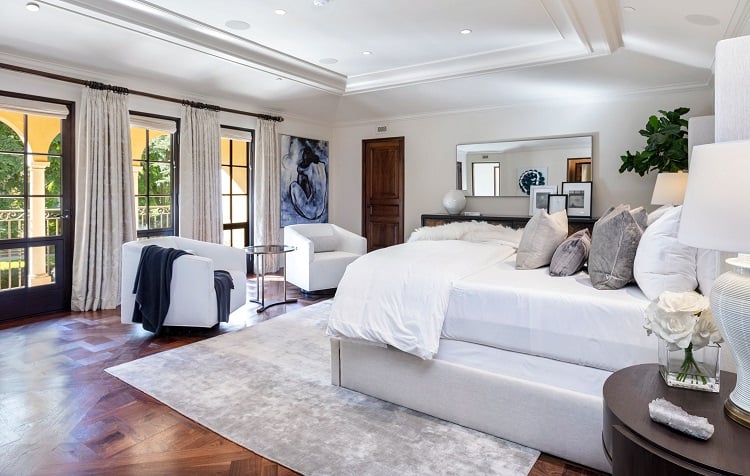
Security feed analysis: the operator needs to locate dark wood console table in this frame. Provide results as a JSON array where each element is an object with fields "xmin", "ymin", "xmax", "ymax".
[
  {"xmin": 420, "ymin": 214, "xmax": 597, "ymax": 235},
  {"xmin": 603, "ymin": 364, "xmax": 749, "ymax": 475}
]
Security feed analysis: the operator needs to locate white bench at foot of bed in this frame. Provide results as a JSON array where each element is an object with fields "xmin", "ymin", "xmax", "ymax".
[{"xmin": 331, "ymin": 337, "xmax": 612, "ymax": 473}]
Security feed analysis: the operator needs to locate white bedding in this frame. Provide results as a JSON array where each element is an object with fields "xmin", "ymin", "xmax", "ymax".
[
  {"xmin": 443, "ymin": 255, "xmax": 655, "ymax": 371},
  {"xmin": 327, "ymin": 240, "xmax": 518, "ymax": 359}
]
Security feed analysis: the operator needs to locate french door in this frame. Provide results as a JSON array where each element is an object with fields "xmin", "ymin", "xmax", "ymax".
[{"xmin": 0, "ymin": 93, "xmax": 74, "ymax": 321}]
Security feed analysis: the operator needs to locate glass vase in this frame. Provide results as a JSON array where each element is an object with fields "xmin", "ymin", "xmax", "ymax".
[{"xmin": 658, "ymin": 339, "xmax": 720, "ymax": 392}]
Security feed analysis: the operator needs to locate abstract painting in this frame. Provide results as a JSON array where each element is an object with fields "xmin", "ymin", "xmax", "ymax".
[
  {"xmin": 280, "ymin": 135, "xmax": 329, "ymax": 226},
  {"xmin": 516, "ymin": 167, "xmax": 548, "ymax": 196}
]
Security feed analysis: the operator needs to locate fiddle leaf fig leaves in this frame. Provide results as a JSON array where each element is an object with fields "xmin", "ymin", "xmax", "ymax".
[{"xmin": 620, "ymin": 107, "xmax": 690, "ymax": 176}]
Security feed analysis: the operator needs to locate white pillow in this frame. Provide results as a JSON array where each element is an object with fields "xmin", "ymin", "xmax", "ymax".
[
  {"xmin": 696, "ymin": 249, "xmax": 722, "ymax": 296},
  {"xmin": 647, "ymin": 204, "xmax": 674, "ymax": 227},
  {"xmin": 633, "ymin": 206, "xmax": 698, "ymax": 300},
  {"xmin": 515, "ymin": 210, "xmax": 568, "ymax": 270},
  {"xmin": 309, "ymin": 234, "xmax": 339, "ymax": 252}
]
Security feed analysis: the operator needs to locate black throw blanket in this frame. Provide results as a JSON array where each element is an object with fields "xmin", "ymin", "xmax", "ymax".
[
  {"xmin": 213, "ymin": 270, "xmax": 234, "ymax": 323},
  {"xmin": 132, "ymin": 245, "xmax": 189, "ymax": 335}
]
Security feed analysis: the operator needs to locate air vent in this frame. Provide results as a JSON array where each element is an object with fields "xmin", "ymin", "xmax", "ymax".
[{"xmin": 377, "ymin": 125, "xmax": 388, "ymax": 133}]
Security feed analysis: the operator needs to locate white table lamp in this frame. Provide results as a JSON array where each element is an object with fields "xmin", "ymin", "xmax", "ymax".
[
  {"xmin": 679, "ymin": 141, "xmax": 750, "ymax": 428},
  {"xmin": 651, "ymin": 171, "xmax": 689, "ymax": 205}
]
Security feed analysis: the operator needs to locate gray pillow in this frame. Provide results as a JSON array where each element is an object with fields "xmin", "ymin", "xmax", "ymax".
[
  {"xmin": 549, "ymin": 229, "xmax": 591, "ymax": 277},
  {"xmin": 515, "ymin": 210, "xmax": 568, "ymax": 270},
  {"xmin": 589, "ymin": 204, "xmax": 647, "ymax": 289}
]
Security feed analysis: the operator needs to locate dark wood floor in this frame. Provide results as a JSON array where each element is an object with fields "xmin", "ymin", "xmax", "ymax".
[{"xmin": 0, "ymin": 274, "xmax": 605, "ymax": 476}]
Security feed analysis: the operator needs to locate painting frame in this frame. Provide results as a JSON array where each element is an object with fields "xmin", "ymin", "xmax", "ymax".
[
  {"xmin": 547, "ymin": 194, "xmax": 568, "ymax": 215},
  {"xmin": 561, "ymin": 181, "xmax": 593, "ymax": 218},
  {"xmin": 280, "ymin": 134, "xmax": 329, "ymax": 227},
  {"xmin": 529, "ymin": 185, "xmax": 558, "ymax": 216}
]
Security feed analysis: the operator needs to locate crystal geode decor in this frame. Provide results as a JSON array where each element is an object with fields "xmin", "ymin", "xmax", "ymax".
[{"xmin": 658, "ymin": 338, "xmax": 720, "ymax": 393}]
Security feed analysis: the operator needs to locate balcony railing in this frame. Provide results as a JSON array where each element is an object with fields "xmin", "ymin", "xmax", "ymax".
[{"xmin": 0, "ymin": 206, "xmax": 171, "ymax": 290}]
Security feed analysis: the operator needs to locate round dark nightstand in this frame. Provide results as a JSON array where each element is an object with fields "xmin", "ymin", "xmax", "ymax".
[{"xmin": 602, "ymin": 364, "xmax": 750, "ymax": 475}]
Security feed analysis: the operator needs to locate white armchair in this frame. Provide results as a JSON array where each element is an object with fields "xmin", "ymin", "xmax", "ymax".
[
  {"xmin": 121, "ymin": 236, "xmax": 247, "ymax": 328},
  {"xmin": 284, "ymin": 224, "xmax": 366, "ymax": 293}
]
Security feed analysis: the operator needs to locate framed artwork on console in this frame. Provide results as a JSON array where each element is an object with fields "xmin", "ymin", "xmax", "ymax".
[
  {"xmin": 547, "ymin": 194, "xmax": 568, "ymax": 214},
  {"xmin": 529, "ymin": 185, "xmax": 558, "ymax": 216},
  {"xmin": 561, "ymin": 181, "xmax": 592, "ymax": 218}
]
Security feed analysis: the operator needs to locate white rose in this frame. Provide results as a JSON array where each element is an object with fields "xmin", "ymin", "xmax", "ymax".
[
  {"xmin": 656, "ymin": 291, "xmax": 709, "ymax": 314},
  {"xmin": 691, "ymin": 307, "xmax": 724, "ymax": 350},
  {"xmin": 644, "ymin": 303, "xmax": 696, "ymax": 350}
]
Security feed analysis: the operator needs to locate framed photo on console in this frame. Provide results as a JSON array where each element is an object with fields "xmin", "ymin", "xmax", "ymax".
[
  {"xmin": 547, "ymin": 194, "xmax": 568, "ymax": 214},
  {"xmin": 561, "ymin": 181, "xmax": 592, "ymax": 218},
  {"xmin": 529, "ymin": 185, "xmax": 558, "ymax": 216}
]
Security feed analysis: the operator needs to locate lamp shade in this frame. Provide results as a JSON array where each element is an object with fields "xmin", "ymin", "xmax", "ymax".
[
  {"xmin": 651, "ymin": 172, "xmax": 689, "ymax": 205},
  {"xmin": 678, "ymin": 141, "xmax": 750, "ymax": 252}
]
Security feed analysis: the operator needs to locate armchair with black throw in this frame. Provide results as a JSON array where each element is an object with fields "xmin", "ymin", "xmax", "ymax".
[{"xmin": 121, "ymin": 236, "xmax": 247, "ymax": 329}]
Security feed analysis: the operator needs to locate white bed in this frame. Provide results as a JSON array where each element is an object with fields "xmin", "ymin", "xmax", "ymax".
[
  {"xmin": 328, "ymin": 230, "xmax": 655, "ymax": 472},
  {"xmin": 443, "ymin": 255, "xmax": 654, "ymax": 372}
]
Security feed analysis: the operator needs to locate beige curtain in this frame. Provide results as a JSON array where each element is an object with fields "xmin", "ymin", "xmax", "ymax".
[
  {"xmin": 254, "ymin": 119, "xmax": 281, "ymax": 273},
  {"xmin": 179, "ymin": 105, "xmax": 222, "ymax": 243},
  {"xmin": 71, "ymin": 86, "xmax": 135, "ymax": 311}
]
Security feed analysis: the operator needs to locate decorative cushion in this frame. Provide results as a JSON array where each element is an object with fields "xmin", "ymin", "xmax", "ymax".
[
  {"xmin": 515, "ymin": 210, "xmax": 568, "ymax": 270},
  {"xmin": 647, "ymin": 204, "xmax": 674, "ymax": 227},
  {"xmin": 633, "ymin": 206, "xmax": 698, "ymax": 300},
  {"xmin": 589, "ymin": 204, "xmax": 648, "ymax": 290},
  {"xmin": 309, "ymin": 235, "xmax": 339, "ymax": 253},
  {"xmin": 549, "ymin": 229, "xmax": 591, "ymax": 277}
]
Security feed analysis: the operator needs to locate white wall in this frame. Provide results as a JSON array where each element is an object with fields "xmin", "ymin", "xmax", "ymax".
[
  {"xmin": 331, "ymin": 89, "xmax": 714, "ymax": 239},
  {"xmin": 0, "ymin": 67, "xmax": 333, "ymax": 237}
]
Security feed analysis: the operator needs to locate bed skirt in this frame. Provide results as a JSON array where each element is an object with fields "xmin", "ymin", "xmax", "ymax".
[{"xmin": 331, "ymin": 337, "xmax": 612, "ymax": 473}]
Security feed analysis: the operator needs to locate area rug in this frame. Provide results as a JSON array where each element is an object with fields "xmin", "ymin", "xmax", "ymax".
[{"xmin": 106, "ymin": 301, "xmax": 540, "ymax": 475}]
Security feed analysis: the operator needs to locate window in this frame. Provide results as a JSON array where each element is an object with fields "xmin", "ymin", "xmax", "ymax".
[
  {"xmin": 0, "ymin": 96, "xmax": 70, "ymax": 298},
  {"xmin": 220, "ymin": 127, "xmax": 253, "ymax": 249},
  {"xmin": 130, "ymin": 114, "xmax": 178, "ymax": 238}
]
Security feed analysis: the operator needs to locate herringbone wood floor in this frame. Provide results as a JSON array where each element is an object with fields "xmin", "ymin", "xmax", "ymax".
[{"xmin": 0, "ymin": 275, "xmax": 604, "ymax": 476}]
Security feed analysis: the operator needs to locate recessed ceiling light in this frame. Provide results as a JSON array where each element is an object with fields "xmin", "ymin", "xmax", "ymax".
[
  {"xmin": 319, "ymin": 57, "xmax": 338, "ymax": 65},
  {"xmin": 685, "ymin": 14, "xmax": 720, "ymax": 26},
  {"xmin": 313, "ymin": 0, "xmax": 330, "ymax": 6},
  {"xmin": 362, "ymin": 51, "xmax": 373, "ymax": 56},
  {"xmin": 623, "ymin": 6, "xmax": 636, "ymax": 13},
  {"xmin": 274, "ymin": 9, "xmax": 287, "ymax": 15},
  {"xmin": 26, "ymin": 2, "xmax": 40, "ymax": 12},
  {"xmin": 460, "ymin": 29, "xmax": 472, "ymax": 35},
  {"xmin": 225, "ymin": 20, "xmax": 250, "ymax": 30}
]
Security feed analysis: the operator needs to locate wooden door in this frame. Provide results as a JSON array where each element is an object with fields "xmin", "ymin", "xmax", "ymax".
[{"xmin": 362, "ymin": 137, "xmax": 404, "ymax": 252}]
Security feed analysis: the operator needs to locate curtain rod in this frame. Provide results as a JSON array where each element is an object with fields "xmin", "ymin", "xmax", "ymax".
[{"xmin": 0, "ymin": 62, "xmax": 284, "ymax": 122}]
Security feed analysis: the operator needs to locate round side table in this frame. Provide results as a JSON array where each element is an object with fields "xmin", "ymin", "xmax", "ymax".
[
  {"xmin": 244, "ymin": 244, "xmax": 297, "ymax": 313},
  {"xmin": 602, "ymin": 363, "xmax": 749, "ymax": 475}
]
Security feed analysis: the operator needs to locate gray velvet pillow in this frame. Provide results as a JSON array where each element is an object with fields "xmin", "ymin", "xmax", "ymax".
[
  {"xmin": 515, "ymin": 210, "xmax": 568, "ymax": 270},
  {"xmin": 588, "ymin": 205, "xmax": 647, "ymax": 290},
  {"xmin": 549, "ymin": 229, "xmax": 591, "ymax": 277}
]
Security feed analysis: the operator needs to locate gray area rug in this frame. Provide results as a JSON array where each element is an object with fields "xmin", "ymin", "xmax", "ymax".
[{"xmin": 107, "ymin": 301, "xmax": 540, "ymax": 475}]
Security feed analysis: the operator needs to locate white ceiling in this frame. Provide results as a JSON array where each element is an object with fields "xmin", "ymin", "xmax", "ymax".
[{"xmin": 0, "ymin": 0, "xmax": 748, "ymax": 124}]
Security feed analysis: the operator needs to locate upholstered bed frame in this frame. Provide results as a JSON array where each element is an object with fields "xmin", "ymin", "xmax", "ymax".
[{"xmin": 330, "ymin": 338, "xmax": 611, "ymax": 472}]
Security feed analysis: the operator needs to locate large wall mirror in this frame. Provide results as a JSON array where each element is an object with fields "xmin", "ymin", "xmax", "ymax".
[{"xmin": 456, "ymin": 135, "xmax": 593, "ymax": 197}]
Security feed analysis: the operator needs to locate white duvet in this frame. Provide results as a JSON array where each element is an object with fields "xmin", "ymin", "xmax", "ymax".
[{"xmin": 327, "ymin": 239, "xmax": 518, "ymax": 359}]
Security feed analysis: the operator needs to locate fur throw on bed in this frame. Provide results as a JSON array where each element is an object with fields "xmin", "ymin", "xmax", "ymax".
[{"xmin": 408, "ymin": 221, "xmax": 524, "ymax": 245}]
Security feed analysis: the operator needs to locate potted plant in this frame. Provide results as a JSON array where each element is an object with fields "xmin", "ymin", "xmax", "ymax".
[{"xmin": 619, "ymin": 107, "xmax": 689, "ymax": 176}]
